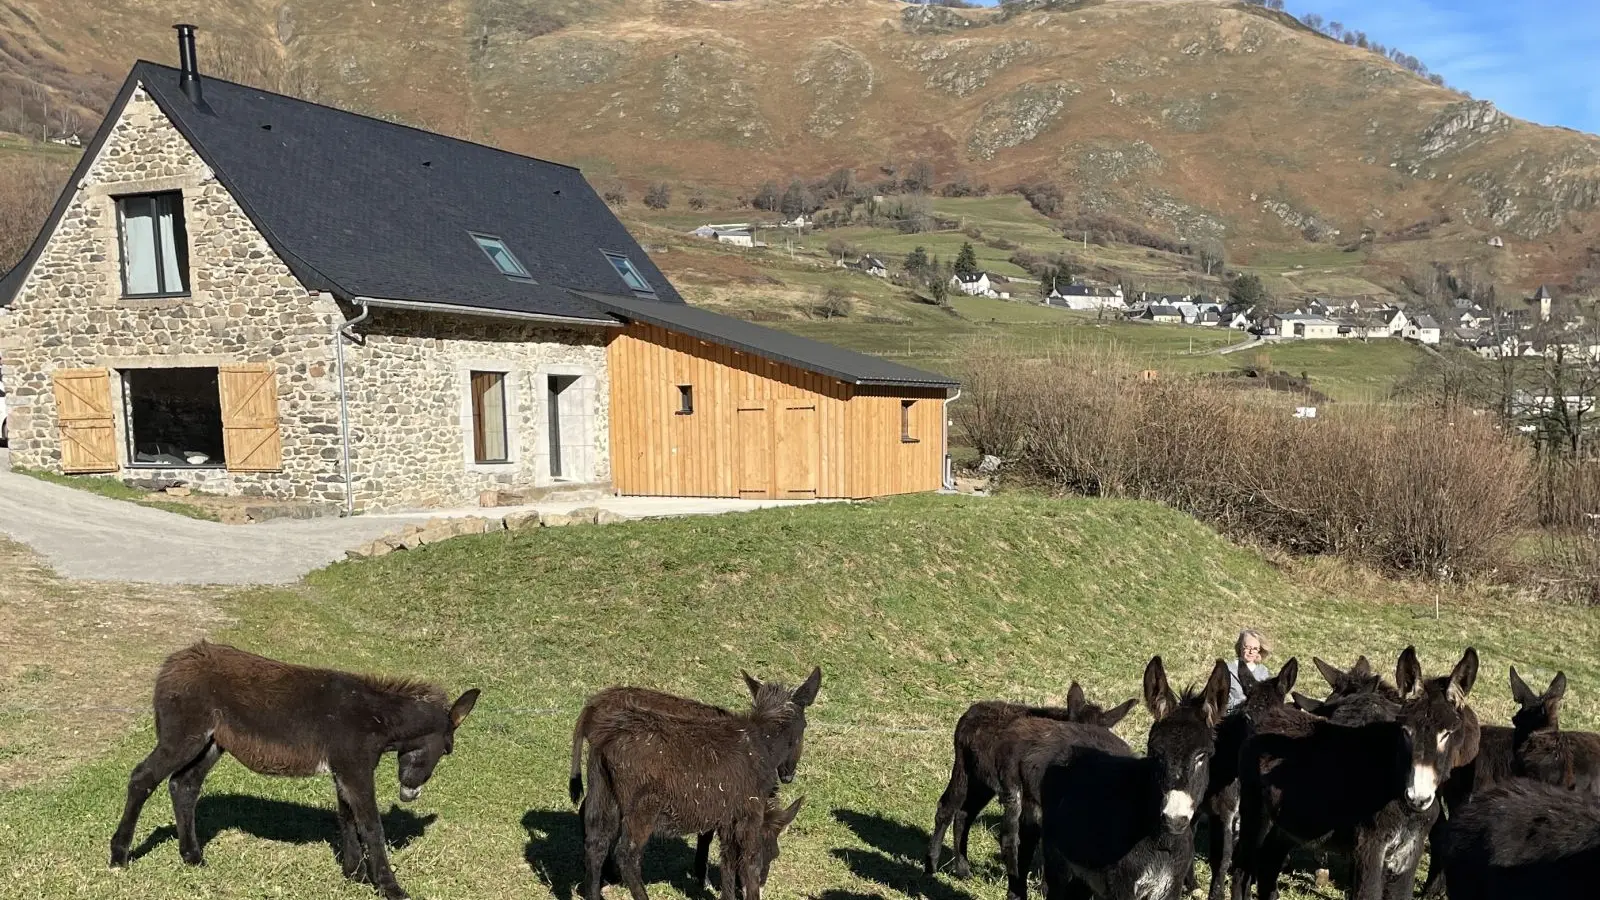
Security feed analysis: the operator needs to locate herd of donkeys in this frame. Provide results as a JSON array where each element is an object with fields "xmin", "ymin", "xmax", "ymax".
[{"xmin": 104, "ymin": 641, "xmax": 1596, "ymax": 900}]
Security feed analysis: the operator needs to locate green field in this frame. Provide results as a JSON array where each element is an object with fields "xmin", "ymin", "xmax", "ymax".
[{"xmin": 2, "ymin": 496, "xmax": 1595, "ymax": 900}]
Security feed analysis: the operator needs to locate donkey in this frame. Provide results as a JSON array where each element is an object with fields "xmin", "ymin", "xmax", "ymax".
[
  {"xmin": 1440, "ymin": 779, "xmax": 1600, "ymax": 900},
  {"xmin": 109, "ymin": 642, "xmax": 479, "ymax": 900},
  {"xmin": 1232, "ymin": 646, "xmax": 1479, "ymax": 900},
  {"xmin": 1033, "ymin": 657, "xmax": 1233, "ymax": 900},
  {"xmin": 1191, "ymin": 659, "xmax": 1299, "ymax": 900},
  {"xmin": 1508, "ymin": 666, "xmax": 1600, "ymax": 795},
  {"xmin": 573, "ymin": 670, "xmax": 821, "ymax": 900},
  {"xmin": 569, "ymin": 670, "xmax": 821, "ymax": 893},
  {"xmin": 1290, "ymin": 655, "xmax": 1403, "ymax": 726},
  {"xmin": 927, "ymin": 681, "xmax": 1138, "ymax": 877},
  {"xmin": 1422, "ymin": 667, "xmax": 1598, "ymax": 897}
]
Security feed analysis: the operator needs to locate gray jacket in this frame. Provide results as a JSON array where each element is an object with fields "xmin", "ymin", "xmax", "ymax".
[{"xmin": 1227, "ymin": 661, "xmax": 1270, "ymax": 711}]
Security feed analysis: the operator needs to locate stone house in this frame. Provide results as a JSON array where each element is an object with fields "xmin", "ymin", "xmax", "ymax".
[{"xmin": 0, "ymin": 32, "xmax": 956, "ymax": 513}]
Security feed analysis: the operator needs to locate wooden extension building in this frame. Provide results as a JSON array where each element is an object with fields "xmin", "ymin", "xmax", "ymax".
[{"xmin": 591, "ymin": 295, "xmax": 957, "ymax": 500}]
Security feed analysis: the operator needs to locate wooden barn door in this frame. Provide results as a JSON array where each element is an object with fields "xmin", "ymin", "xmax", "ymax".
[
  {"xmin": 218, "ymin": 364, "xmax": 283, "ymax": 472},
  {"xmin": 51, "ymin": 368, "xmax": 118, "ymax": 473},
  {"xmin": 735, "ymin": 403, "xmax": 772, "ymax": 498},
  {"xmin": 776, "ymin": 403, "xmax": 819, "ymax": 498}
]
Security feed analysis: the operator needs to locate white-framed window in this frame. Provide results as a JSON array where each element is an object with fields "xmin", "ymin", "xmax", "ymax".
[{"xmin": 117, "ymin": 192, "xmax": 189, "ymax": 297}]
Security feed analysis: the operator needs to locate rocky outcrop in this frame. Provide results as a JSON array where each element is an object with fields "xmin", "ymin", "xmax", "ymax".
[
  {"xmin": 1418, "ymin": 101, "xmax": 1510, "ymax": 160},
  {"xmin": 896, "ymin": 39, "xmax": 1039, "ymax": 98},
  {"xmin": 795, "ymin": 40, "xmax": 874, "ymax": 138},
  {"xmin": 967, "ymin": 81, "xmax": 1077, "ymax": 160},
  {"xmin": 901, "ymin": 4, "xmax": 978, "ymax": 34}
]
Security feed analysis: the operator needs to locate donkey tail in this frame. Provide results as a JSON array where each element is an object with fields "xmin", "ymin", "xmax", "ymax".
[{"xmin": 569, "ymin": 701, "xmax": 594, "ymax": 805}]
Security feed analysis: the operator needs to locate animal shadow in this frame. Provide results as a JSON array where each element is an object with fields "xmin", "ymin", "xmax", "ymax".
[
  {"xmin": 129, "ymin": 793, "xmax": 434, "ymax": 863},
  {"xmin": 830, "ymin": 809, "xmax": 976, "ymax": 900},
  {"xmin": 522, "ymin": 808, "xmax": 701, "ymax": 900}
]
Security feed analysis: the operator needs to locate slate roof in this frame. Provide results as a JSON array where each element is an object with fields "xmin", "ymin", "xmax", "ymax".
[
  {"xmin": 3, "ymin": 61, "xmax": 679, "ymax": 321},
  {"xmin": 584, "ymin": 293, "xmax": 958, "ymax": 388},
  {"xmin": 3, "ymin": 59, "xmax": 956, "ymax": 391}
]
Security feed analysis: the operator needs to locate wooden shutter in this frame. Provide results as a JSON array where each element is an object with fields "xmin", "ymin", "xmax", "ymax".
[
  {"xmin": 51, "ymin": 368, "xmax": 118, "ymax": 473},
  {"xmin": 218, "ymin": 364, "xmax": 282, "ymax": 472}
]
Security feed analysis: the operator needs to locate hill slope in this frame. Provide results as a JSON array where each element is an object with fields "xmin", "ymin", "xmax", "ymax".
[
  {"xmin": 3, "ymin": 0, "xmax": 1600, "ymax": 292},
  {"xmin": 2, "ymin": 495, "xmax": 1598, "ymax": 899}
]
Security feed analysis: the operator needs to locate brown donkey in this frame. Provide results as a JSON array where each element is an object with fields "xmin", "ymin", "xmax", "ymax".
[
  {"xmin": 569, "ymin": 670, "xmax": 820, "ymax": 892},
  {"xmin": 109, "ymin": 642, "xmax": 479, "ymax": 900},
  {"xmin": 926, "ymin": 681, "xmax": 1138, "ymax": 877},
  {"xmin": 573, "ymin": 670, "xmax": 822, "ymax": 900}
]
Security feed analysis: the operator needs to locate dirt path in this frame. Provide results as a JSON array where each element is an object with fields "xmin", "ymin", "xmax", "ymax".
[{"xmin": 0, "ymin": 538, "xmax": 229, "ymax": 788}]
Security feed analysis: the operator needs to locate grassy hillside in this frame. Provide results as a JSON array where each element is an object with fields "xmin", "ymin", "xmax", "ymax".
[
  {"xmin": 2, "ymin": 495, "xmax": 1596, "ymax": 900},
  {"xmin": 5, "ymin": 0, "xmax": 1600, "ymax": 295}
]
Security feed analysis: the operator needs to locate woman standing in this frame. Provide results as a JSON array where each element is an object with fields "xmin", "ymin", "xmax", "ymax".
[{"xmin": 1227, "ymin": 628, "xmax": 1271, "ymax": 711}]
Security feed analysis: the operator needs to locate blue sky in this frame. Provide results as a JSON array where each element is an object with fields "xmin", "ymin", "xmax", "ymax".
[{"xmin": 965, "ymin": 1, "xmax": 1600, "ymax": 134}]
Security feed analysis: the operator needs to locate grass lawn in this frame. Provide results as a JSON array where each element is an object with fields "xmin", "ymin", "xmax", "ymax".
[
  {"xmin": 2, "ymin": 495, "xmax": 1596, "ymax": 900},
  {"xmin": 13, "ymin": 467, "xmax": 219, "ymax": 521}
]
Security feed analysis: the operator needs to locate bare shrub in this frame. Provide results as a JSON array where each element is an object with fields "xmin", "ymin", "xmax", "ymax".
[
  {"xmin": 0, "ymin": 158, "xmax": 72, "ymax": 273},
  {"xmin": 963, "ymin": 348, "xmax": 1531, "ymax": 577}
]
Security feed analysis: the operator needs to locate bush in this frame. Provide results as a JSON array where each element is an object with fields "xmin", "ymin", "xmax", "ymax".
[
  {"xmin": 1014, "ymin": 179, "xmax": 1064, "ymax": 217},
  {"xmin": 644, "ymin": 182, "xmax": 672, "ymax": 209},
  {"xmin": 959, "ymin": 346, "xmax": 1530, "ymax": 576}
]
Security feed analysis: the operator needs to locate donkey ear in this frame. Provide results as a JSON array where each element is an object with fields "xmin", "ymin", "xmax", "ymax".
[
  {"xmin": 1313, "ymin": 657, "xmax": 1345, "ymax": 691},
  {"xmin": 792, "ymin": 667, "xmax": 823, "ymax": 707},
  {"xmin": 1100, "ymin": 698, "xmax": 1138, "ymax": 730},
  {"xmin": 1275, "ymin": 658, "xmax": 1300, "ymax": 694},
  {"xmin": 743, "ymin": 670, "xmax": 763, "ymax": 700},
  {"xmin": 1548, "ymin": 672, "xmax": 1568, "ymax": 702},
  {"xmin": 1396, "ymin": 647, "xmax": 1424, "ymax": 700},
  {"xmin": 1448, "ymin": 648, "xmax": 1479, "ymax": 704},
  {"xmin": 1350, "ymin": 655, "xmax": 1373, "ymax": 680},
  {"xmin": 1292, "ymin": 691, "xmax": 1325, "ymax": 714},
  {"xmin": 1066, "ymin": 681, "xmax": 1087, "ymax": 717},
  {"xmin": 450, "ymin": 689, "xmax": 481, "ymax": 729},
  {"xmin": 774, "ymin": 796, "xmax": 805, "ymax": 832},
  {"xmin": 1204, "ymin": 659, "xmax": 1232, "ymax": 724},
  {"xmin": 1509, "ymin": 666, "xmax": 1537, "ymax": 707},
  {"xmin": 1144, "ymin": 656, "xmax": 1176, "ymax": 721}
]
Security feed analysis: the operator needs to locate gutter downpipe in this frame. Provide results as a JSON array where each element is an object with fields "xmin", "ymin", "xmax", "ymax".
[
  {"xmin": 335, "ymin": 298, "xmax": 371, "ymax": 516},
  {"xmin": 942, "ymin": 387, "xmax": 962, "ymax": 491}
]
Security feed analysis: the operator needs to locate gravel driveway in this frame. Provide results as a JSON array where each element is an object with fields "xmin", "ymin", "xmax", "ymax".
[{"xmin": 0, "ymin": 450, "xmax": 427, "ymax": 584}]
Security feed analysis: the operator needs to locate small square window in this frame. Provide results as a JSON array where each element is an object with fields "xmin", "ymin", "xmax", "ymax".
[
  {"xmin": 604, "ymin": 252, "xmax": 655, "ymax": 294},
  {"xmin": 677, "ymin": 384, "xmax": 694, "ymax": 415},
  {"xmin": 901, "ymin": 400, "xmax": 918, "ymax": 443},
  {"xmin": 117, "ymin": 192, "xmax": 189, "ymax": 297},
  {"xmin": 471, "ymin": 233, "xmax": 532, "ymax": 280}
]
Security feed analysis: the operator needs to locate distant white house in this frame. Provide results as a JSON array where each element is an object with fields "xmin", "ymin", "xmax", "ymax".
[
  {"xmin": 952, "ymin": 271, "xmax": 1008, "ymax": 298},
  {"xmin": 1268, "ymin": 312, "xmax": 1343, "ymax": 340},
  {"xmin": 1374, "ymin": 306, "xmax": 1408, "ymax": 336},
  {"xmin": 856, "ymin": 255, "xmax": 888, "ymax": 278},
  {"xmin": 1142, "ymin": 305, "xmax": 1185, "ymax": 324},
  {"xmin": 1225, "ymin": 310, "xmax": 1254, "ymax": 330},
  {"xmin": 1047, "ymin": 282, "xmax": 1125, "ymax": 311},
  {"xmin": 1404, "ymin": 314, "xmax": 1442, "ymax": 345},
  {"xmin": 689, "ymin": 224, "xmax": 755, "ymax": 247}
]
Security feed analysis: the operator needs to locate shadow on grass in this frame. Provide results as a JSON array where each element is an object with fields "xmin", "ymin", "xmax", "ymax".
[
  {"xmin": 129, "ymin": 793, "xmax": 434, "ymax": 863},
  {"xmin": 522, "ymin": 807, "xmax": 702, "ymax": 900},
  {"xmin": 831, "ymin": 809, "xmax": 977, "ymax": 900}
]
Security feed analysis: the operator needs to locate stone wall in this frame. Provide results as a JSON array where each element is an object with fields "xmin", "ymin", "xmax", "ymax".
[
  {"xmin": 0, "ymin": 86, "xmax": 350, "ymax": 505},
  {"xmin": 2, "ymin": 83, "xmax": 615, "ymax": 513},
  {"xmin": 344, "ymin": 308, "xmax": 612, "ymax": 512}
]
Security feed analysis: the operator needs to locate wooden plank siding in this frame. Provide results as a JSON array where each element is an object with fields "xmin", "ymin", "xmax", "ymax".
[{"xmin": 607, "ymin": 322, "xmax": 948, "ymax": 499}]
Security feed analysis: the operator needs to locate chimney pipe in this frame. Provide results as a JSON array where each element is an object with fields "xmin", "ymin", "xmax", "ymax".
[{"xmin": 174, "ymin": 24, "xmax": 202, "ymax": 104}]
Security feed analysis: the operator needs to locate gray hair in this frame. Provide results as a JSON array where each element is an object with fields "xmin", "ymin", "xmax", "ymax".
[{"xmin": 1235, "ymin": 629, "xmax": 1270, "ymax": 660}]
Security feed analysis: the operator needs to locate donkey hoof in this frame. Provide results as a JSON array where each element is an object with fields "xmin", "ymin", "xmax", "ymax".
[
  {"xmin": 379, "ymin": 884, "xmax": 410, "ymax": 900},
  {"xmin": 109, "ymin": 847, "xmax": 131, "ymax": 869},
  {"xmin": 180, "ymin": 851, "xmax": 205, "ymax": 867},
  {"xmin": 952, "ymin": 861, "xmax": 971, "ymax": 880}
]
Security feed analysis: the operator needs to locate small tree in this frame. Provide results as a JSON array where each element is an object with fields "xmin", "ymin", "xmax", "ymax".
[
  {"xmin": 601, "ymin": 182, "xmax": 628, "ymax": 207},
  {"xmin": 1198, "ymin": 241, "xmax": 1226, "ymax": 277},
  {"xmin": 820, "ymin": 286, "xmax": 853, "ymax": 319},
  {"xmin": 644, "ymin": 182, "xmax": 672, "ymax": 210},
  {"xmin": 753, "ymin": 181, "xmax": 780, "ymax": 212},
  {"xmin": 905, "ymin": 159, "xmax": 936, "ymax": 194},
  {"xmin": 954, "ymin": 242, "xmax": 981, "ymax": 279},
  {"xmin": 1229, "ymin": 272, "xmax": 1269, "ymax": 309},
  {"xmin": 826, "ymin": 238, "xmax": 853, "ymax": 262},
  {"xmin": 904, "ymin": 246, "xmax": 930, "ymax": 280},
  {"xmin": 925, "ymin": 257, "xmax": 951, "ymax": 306},
  {"xmin": 780, "ymin": 179, "xmax": 815, "ymax": 218},
  {"xmin": 688, "ymin": 188, "xmax": 708, "ymax": 210},
  {"xmin": 824, "ymin": 167, "xmax": 856, "ymax": 200},
  {"xmin": 1039, "ymin": 266, "xmax": 1060, "ymax": 300}
]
